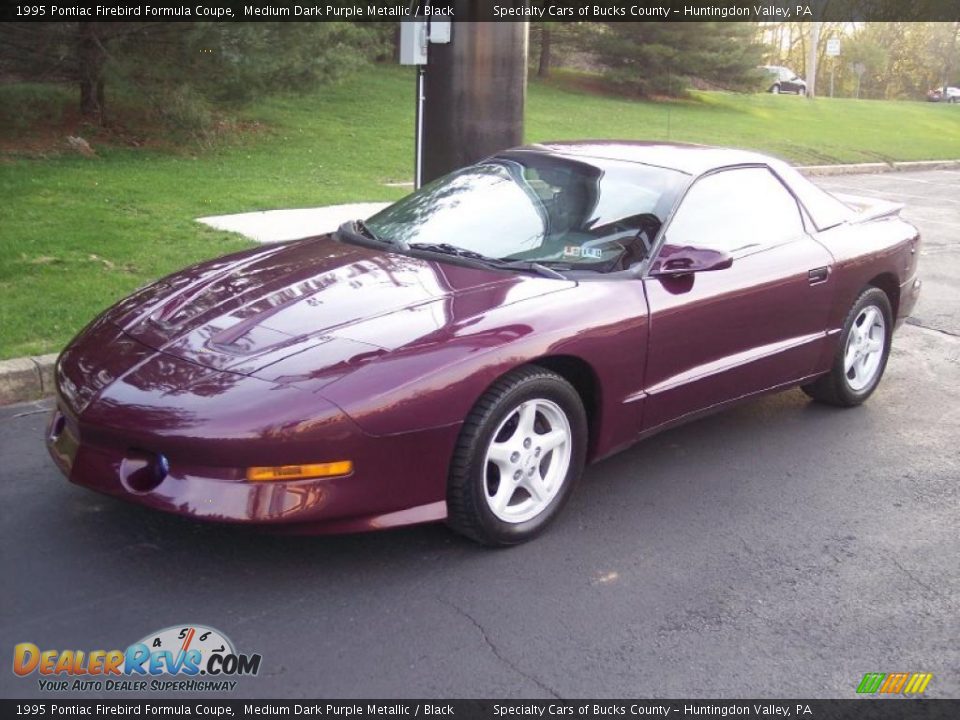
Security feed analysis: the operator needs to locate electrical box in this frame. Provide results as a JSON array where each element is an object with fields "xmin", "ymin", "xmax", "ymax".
[
  {"xmin": 400, "ymin": 21, "xmax": 428, "ymax": 65},
  {"xmin": 430, "ymin": 20, "xmax": 452, "ymax": 44}
]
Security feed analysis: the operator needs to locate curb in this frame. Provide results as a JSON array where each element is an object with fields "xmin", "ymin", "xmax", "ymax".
[
  {"xmin": 0, "ymin": 354, "xmax": 58, "ymax": 407},
  {"xmin": 2, "ymin": 160, "xmax": 958, "ymax": 407},
  {"xmin": 799, "ymin": 159, "xmax": 960, "ymax": 176}
]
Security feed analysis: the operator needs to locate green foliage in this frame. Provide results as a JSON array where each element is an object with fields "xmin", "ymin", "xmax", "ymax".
[
  {"xmin": 0, "ymin": 83, "xmax": 72, "ymax": 132},
  {"xmin": 586, "ymin": 23, "xmax": 764, "ymax": 96},
  {"xmin": 109, "ymin": 23, "xmax": 390, "ymax": 106},
  {"xmin": 761, "ymin": 21, "xmax": 960, "ymax": 100},
  {"xmin": 0, "ymin": 22, "xmax": 392, "ymax": 134}
]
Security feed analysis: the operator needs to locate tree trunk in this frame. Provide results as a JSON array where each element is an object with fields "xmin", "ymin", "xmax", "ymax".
[
  {"xmin": 78, "ymin": 23, "xmax": 106, "ymax": 124},
  {"xmin": 943, "ymin": 22, "xmax": 960, "ymax": 89},
  {"xmin": 806, "ymin": 21, "xmax": 820, "ymax": 98},
  {"xmin": 538, "ymin": 28, "xmax": 552, "ymax": 78}
]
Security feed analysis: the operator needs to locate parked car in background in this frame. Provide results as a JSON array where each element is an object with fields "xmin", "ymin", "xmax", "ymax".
[
  {"xmin": 927, "ymin": 86, "xmax": 960, "ymax": 103},
  {"xmin": 761, "ymin": 66, "xmax": 807, "ymax": 95}
]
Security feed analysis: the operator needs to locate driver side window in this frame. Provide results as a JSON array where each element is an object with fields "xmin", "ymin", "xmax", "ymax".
[{"xmin": 665, "ymin": 167, "xmax": 805, "ymax": 255}]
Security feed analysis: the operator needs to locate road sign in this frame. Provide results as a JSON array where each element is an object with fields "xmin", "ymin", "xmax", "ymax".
[{"xmin": 826, "ymin": 38, "xmax": 841, "ymax": 57}]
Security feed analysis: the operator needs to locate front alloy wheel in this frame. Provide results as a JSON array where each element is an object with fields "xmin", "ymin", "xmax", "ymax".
[
  {"xmin": 483, "ymin": 398, "xmax": 572, "ymax": 524},
  {"xmin": 447, "ymin": 366, "xmax": 587, "ymax": 545}
]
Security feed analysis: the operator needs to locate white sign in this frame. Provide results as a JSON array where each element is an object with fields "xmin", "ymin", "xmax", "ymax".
[{"xmin": 826, "ymin": 38, "xmax": 841, "ymax": 57}]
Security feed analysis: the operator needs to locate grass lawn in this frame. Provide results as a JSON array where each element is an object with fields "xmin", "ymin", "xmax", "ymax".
[{"xmin": 2, "ymin": 64, "xmax": 959, "ymax": 359}]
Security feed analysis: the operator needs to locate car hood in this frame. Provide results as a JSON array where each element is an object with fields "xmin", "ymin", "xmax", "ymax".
[{"xmin": 103, "ymin": 235, "xmax": 572, "ymax": 387}]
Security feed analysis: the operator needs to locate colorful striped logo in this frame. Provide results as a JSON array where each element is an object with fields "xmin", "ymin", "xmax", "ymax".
[{"xmin": 856, "ymin": 672, "xmax": 933, "ymax": 695}]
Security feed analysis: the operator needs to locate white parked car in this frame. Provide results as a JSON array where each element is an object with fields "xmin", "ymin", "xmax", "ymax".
[{"xmin": 927, "ymin": 86, "xmax": 960, "ymax": 103}]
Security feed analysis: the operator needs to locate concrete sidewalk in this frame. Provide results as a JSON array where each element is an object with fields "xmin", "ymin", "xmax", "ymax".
[{"xmin": 197, "ymin": 202, "xmax": 391, "ymax": 244}]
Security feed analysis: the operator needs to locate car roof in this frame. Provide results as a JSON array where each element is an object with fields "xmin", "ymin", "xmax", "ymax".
[{"xmin": 512, "ymin": 140, "xmax": 777, "ymax": 176}]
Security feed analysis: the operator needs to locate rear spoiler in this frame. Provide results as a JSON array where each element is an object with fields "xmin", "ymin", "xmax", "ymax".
[{"xmin": 832, "ymin": 192, "xmax": 904, "ymax": 224}]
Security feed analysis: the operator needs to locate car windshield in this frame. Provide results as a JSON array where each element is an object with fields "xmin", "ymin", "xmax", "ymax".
[{"xmin": 365, "ymin": 152, "xmax": 687, "ymax": 272}]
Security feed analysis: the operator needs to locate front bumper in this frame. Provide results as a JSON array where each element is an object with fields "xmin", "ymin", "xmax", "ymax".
[
  {"xmin": 48, "ymin": 319, "xmax": 460, "ymax": 534},
  {"xmin": 46, "ymin": 401, "xmax": 455, "ymax": 533}
]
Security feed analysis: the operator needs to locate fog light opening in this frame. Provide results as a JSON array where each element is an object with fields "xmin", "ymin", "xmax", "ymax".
[{"xmin": 120, "ymin": 451, "xmax": 169, "ymax": 494}]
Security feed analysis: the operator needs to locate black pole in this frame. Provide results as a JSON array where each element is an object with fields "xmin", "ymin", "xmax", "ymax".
[{"xmin": 422, "ymin": 7, "xmax": 528, "ymax": 183}]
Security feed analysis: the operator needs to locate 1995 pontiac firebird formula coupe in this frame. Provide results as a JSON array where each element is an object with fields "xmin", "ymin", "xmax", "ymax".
[{"xmin": 48, "ymin": 142, "xmax": 922, "ymax": 545}]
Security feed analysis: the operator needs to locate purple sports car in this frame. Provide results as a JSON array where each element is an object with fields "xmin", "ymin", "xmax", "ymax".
[{"xmin": 47, "ymin": 142, "xmax": 922, "ymax": 544}]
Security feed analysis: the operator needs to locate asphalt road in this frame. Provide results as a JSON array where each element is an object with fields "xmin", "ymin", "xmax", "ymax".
[{"xmin": 1, "ymin": 170, "xmax": 958, "ymax": 700}]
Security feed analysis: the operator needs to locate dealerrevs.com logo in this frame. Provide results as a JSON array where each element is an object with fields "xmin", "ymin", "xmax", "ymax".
[{"xmin": 13, "ymin": 624, "xmax": 262, "ymax": 693}]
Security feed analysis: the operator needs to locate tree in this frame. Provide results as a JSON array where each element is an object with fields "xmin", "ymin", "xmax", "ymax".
[
  {"xmin": 0, "ymin": 22, "xmax": 391, "ymax": 126},
  {"xmin": 528, "ymin": 22, "xmax": 587, "ymax": 79},
  {"xmin": 757, "ymin": 21, "xmax": 960, "ymax": 100},
  {"xmin": 538, "ymin": 25, "xmax": 552, "ymax": 78},
  {"xmin": 585, "ymin": 23, "xmax": 764, "ymax": 97}
]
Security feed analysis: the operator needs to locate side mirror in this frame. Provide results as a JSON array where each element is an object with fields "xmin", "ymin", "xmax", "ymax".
[{"xmin": 649, "ymin": 245, "xmax": 733, "ymax": 277}]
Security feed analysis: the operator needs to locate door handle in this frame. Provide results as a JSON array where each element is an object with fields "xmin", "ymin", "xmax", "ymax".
[{"xmin": 808, "ymin": 266, "xmax": 830, "ymax": 285}]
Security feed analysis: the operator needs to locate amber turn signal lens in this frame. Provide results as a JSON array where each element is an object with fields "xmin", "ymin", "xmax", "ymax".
[{"xmin": 246, "ymin": 461, "xmax": 353, "ymax": 482}]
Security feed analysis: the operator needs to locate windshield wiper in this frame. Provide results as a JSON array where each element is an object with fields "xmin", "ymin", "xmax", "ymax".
[
  {"xmin": 406, "ymin": 242, "xmax": 487, "ymax": 258},
  {"xmin": 407, "ymin": 242, "xmax": 567, "ymax": 280},
  {"xmin": 499, "ymin": 260, "xmax": 568, "ymax": 280}
]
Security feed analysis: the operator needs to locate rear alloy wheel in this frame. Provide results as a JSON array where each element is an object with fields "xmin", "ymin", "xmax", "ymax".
[
  {"xmin": 447, "ymin": 366, "xmax": 587, "ymax": 545},
  {"xmin": 802, "ymin": 287, "xmax": 892, "ymax": 406},
  {"xmin": 771, "ymin": 83, "xmax": 781, "ymax": 94}
]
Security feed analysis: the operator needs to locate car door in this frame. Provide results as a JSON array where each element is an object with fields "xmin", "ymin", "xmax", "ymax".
[
  {"xmin": 640, "ymin": 166, "xmax": 835, "ymax": 432},
  {"xmin": 781, "ymin": 69, "xmax": 800, "ymax": 93}
]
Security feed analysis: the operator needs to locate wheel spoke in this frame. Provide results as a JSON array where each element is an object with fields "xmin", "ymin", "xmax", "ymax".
[
  {"xmin": 487, "ymin": 442, "xmax": 513, "ymax": 468},
  {"xmin": 490, "ymin": 478, "xmax": 515, "ymax": 513},
  {"xmin": 521, "ymin": 472, "xmax": 546, "ymax": 504},
  {"xmin": 848, "ymin": 366, "xmax": 860, "ymax": 384},
  {"xmin": 865, "ymin": 337, "xmax": 883, "ymax": 354},
  {"xmin": 844, "ymin": 342, "xmax": 858, "ymax": 373},
  {"xmin": 537, "ymin": 429, "xmax": 567, "ymax": 454},
  {"xmin": 516, "ymin": 401, "xmax": 538, "ymax": 437}
]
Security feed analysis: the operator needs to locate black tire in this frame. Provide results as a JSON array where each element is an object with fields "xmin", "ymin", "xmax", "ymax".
[
  {"xmin": 802, "ymin": 286, "xmax": 893, "ymax": 407},
  {"xmin": 446, "ymin": 365, "xmax": 588, "ymax": 546},
  {"xmin": 770, "ymin": 83, "xmax": 781, "ymax": 94}
]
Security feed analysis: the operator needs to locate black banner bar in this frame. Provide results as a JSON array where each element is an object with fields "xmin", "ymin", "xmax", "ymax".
[
  {"xmin": 3, "ymin": 700, "xmax": 960, "ymax": 720},
  {"xmin": 2, "ymin": 0, "xmax": 960, "ymax": 23}
]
